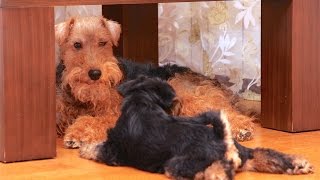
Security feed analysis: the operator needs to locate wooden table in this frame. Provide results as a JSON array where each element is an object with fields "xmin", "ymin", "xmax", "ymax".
[{"xmin": 0, "ymin": 0, "xmax": 319, "ymax": 162}]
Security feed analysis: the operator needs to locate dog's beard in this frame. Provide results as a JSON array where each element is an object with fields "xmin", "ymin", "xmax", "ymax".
[{"xmin": 62, "ymin": 61, "xmax": 123, "ymax": 105}]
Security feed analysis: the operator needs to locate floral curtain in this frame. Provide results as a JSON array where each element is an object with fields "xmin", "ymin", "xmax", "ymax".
[{"xmin": 159, "ymin": 0, "xmax": 261, "ymax": 100}]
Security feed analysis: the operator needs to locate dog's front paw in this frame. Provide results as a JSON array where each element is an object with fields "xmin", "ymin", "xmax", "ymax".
[
  {"xmin": 63, "ymin": 127, "xmax": 85, "ymax": 148},
  {"xmin": 63, "ymin": 121, "xmax": 87, "ymax": 149},
  {"xmin": 64, "ymin": 137, "xmax": 83, "ymax": 149},
  {"xmin": 63, "ymin": 116, "xmax": 111, "ymax": 149},
  {"xmin": 228, "ymin": 113, "xmax": 255, "ymax": 142},
  {"xmin": 286, "ymin": 156, "xmax": 314, "ymax": 175}
]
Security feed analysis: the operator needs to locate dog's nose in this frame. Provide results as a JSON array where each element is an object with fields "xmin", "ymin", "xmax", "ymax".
[{"xmin": 88, "ymin": 69, "xmax": 102, "ymax": 80}]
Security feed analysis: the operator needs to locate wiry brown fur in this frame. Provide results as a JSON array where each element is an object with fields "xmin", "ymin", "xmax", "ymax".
[
  {"xmin": 238, "ymin": 148, "xmax": 314, "ymax": 175},
  {"xmin": 169, "ymin": 73, "xmax": 255, "ymax": 141},
  {"xmin": 56, "ymin": 16, "xmax": 123, "ymax": 147},
  {"xmin": 201, "ymin": 161, "xmax": 230, "ymax": 180}
]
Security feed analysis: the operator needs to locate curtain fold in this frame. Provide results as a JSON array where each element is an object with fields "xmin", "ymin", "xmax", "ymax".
[{"xmin": 159, "ymin": 0, "xmax": 261, "ymax": 100}]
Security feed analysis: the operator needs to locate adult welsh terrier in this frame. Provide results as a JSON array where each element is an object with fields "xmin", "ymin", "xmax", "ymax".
[{"xmin": 55, "ymin": 16, "xmax": 255, "ymax": 148}]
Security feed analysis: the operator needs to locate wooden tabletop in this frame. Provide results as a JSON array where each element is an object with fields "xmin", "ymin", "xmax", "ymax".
[{"xmin": 0, "ymin": 0, "xmax": 225, "ymax": 8}]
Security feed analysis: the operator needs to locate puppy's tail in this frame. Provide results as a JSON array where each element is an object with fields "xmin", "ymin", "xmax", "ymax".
[
  {"xmin": 79, "ymin": 141, "xmax": 119, "ymax": 166},
  {"xmin": 218, "ymin": 112, "xmax": 314, "ymax": 175},
  {"xmin": 216, "ymin": 111, "xmax": 242, "ymax": 169},
  {"xmin": 235, "ymin": 141, "xmax": 314, "ymax": 174}
]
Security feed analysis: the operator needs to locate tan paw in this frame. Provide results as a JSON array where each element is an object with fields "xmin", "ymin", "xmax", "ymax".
[
  {"xmin": 205, "ymin": 174, "xmax": 229, "ymax": 180},
  {"xmin": 63, "ymin": 136, "xmax": 83, "ymax": 149},
  {"xmin": 63, "ymin": 116, "xmax": 109, "ymax": 149},
  {"xmin": 204, "ymin": 161, "xmax": 232, "ymax": 180},
  {"xmin": 63, "ymin": 128, "xmax": 106, "ymax": 149},
  {"xmin": 287, "ymin": 157, "xmax": 314, "ymax": 175},
  {"xmin": 234, "ymin": 128, "xmax": 253, "ymax": 142},
  {"xmin": 63, "ymin": 128, "xmax": 86, "ymax": 148}
]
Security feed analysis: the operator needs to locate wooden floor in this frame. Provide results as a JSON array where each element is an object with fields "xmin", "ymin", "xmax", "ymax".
[{"xmin": 1, "ymin": 126, "xmax": 319, "ymax": 180}]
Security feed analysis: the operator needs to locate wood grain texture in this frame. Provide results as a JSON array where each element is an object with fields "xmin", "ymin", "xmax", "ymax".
[
  {"xmin": 261, "ymin": 0, "xmax": 293, "ymax": 131},
  {"xmin": 0, "ymin": 7, "xmax": 56, "ymax": 162},
  {"xmin": 292, "ymin": 0, "xmax": 320, "ymax": 131},
  {"xmin": 0, "ymin": 0, "xmax": 226, "ymax": 8},
  {"xmin": 262, "ymin": 0, "xmax": 320, "ymax": 132},
  {"xmin": 103, "ymin": 5, "xmax": 123, "ymax": 58},
  {"xmin": 0, "ymin": 9, "xmax": 4, "ymax": 162},
  {"xmin": 103, "ymin": 4, "xmax": 158, "ymax": 64}
]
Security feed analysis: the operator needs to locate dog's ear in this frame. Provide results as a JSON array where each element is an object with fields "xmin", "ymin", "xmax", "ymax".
[
  {"xmin": 101, "ymin": 18, "xmax": 121, "ymax": 47},
  {"xmin": 117, "ymin": 76, "xmax": 147, "ymax": 96},
  {"xmin": 171, "ymin": 97, "xmax": 182, "ymax": 116},
  {"xmin": 55, "ymin": 18, "xmax": 75, "ymax": 46}
]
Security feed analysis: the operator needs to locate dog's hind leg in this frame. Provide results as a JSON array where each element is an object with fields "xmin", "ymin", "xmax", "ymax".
[
  {"xmin": 164, "ymin": 155, "xmax": 214, "ymax": 180},
  {"xmin": 169, "ymin": 74, "xmax": 255, "ymax": 142},
  {"xmin": 174, "ymin": 111, "xmax": 220, "ymax": 125},
  {"xmin": 241, "ymin": 148, "xmax": 314, "ymax": 174},
  {"xmin": 176, "ymin": 111, "xmax": 242, "ymax": 170},
  {"xmin": 197, "ymin": 160, "xmax": 234, "ymax": 180},
  {"xmin": 174, "ymin": 111, "xmax": 226, "ymax": 139},
  {"xmin": 235, "ymin": 142, "xmax": 314, "ymax": 174}
]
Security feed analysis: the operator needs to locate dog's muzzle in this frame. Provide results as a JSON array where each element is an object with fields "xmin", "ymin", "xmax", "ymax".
[{"xmin": 88, "ymin": 69, "xmax": 102, "ymax": 80}]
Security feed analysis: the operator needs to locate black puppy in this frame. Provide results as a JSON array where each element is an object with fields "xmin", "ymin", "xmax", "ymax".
[{"xmin": 80, "ymin": 77, "xmax": 313, "ymax": 180}]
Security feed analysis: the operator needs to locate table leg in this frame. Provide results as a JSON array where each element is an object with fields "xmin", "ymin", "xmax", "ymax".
[
  {"xmin": 102, "ymin": 4, "xmax": 158, "ymax": 64},
  {"xmin": 261, "ymin": 0, "xmax": 320, "ymax": 132},
  {"xmin": 0, "ymin": 7, "xmax": 56, "ymax": 162}
]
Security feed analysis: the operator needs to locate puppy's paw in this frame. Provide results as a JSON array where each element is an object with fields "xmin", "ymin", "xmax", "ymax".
[
  {"xmin": 79, "ymin": 143, "xmax": 102, "ymax": 160},
  {"xmin": 286, "ymin": 156, "xmax": 314, "ymax": 175},
  {"xmin": 164, "ymin": 170, "xmax": 189, "ymax": 180},
  {"xmin": 228, "ymin": 113, "xmax": 255, "ymax": 142},
  {"xmin": 204, "ymin": 161, "xmax": 233, "ymax": 180},
  {"xmin": 205, "ymin": 174, "xmax": 229, "ymax": 180},
  {"xmin": 234, "ymin": 128, "xmax": 253, "ymax": 142}
]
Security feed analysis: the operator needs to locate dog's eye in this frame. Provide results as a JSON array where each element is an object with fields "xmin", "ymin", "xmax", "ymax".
[
  {"xmin": 74, "ymin": 42, "xmax": 82, "ymax": 49},
  {"xmin": 99, "ymin": 41, "xmax": 107, "ymax": 47}
]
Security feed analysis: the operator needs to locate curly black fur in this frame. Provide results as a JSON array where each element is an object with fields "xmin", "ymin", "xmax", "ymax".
[
  {"xmin": 117, "ymin": 57, "xmax": 190, "ymax": 81},
  {"xmin": 92, "ymin": 76, "xmax": 235, "ymax": 179},
  {"xmin": 83, "ymin": 76, "xmax": 313, "ymax": 179}
]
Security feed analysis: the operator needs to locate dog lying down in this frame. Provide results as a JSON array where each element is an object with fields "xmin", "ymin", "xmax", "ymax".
[{"xmin": 80, "ymin": 76, "xmax": 313, "ymax": 180}]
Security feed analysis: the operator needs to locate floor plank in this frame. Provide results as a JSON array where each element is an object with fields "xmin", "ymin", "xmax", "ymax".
[{"xmin": 1, "ymin": 126, "xmax": 319, "ymax": 180}]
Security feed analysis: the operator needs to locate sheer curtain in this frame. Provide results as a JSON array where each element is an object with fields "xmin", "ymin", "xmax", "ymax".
[
  {"xmin": 159, "ymin": 0, "xmax": 261, "ymax": 100},
  {"xmin": 54, "ymin": 5, "xmax": 102, "ymax": 24}
]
